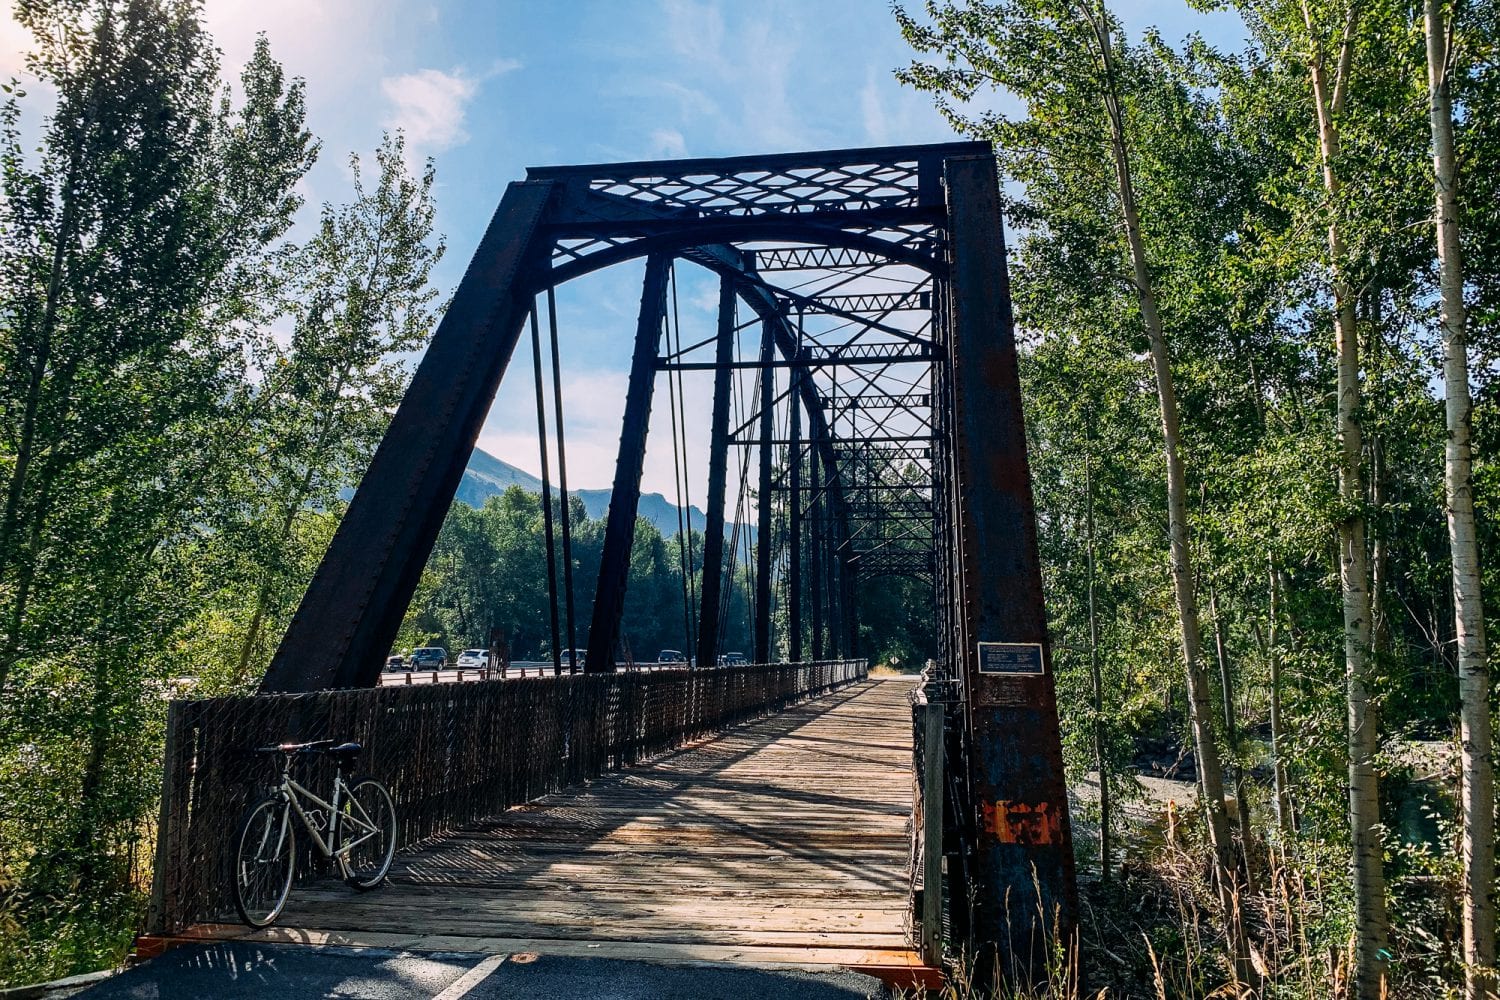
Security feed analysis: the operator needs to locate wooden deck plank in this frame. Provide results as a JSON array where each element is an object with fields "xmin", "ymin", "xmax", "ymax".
[{"xmin": 259, "ymin": 678, "xmax": 922, "ymax": 969}]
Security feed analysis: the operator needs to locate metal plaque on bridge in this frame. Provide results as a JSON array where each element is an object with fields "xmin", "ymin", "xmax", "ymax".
[{"xmin": 976, "ymin": 642, "xmax": 1045, "ymax": 676}]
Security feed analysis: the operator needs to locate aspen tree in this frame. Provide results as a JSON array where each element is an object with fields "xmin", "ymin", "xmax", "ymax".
[
  {"xmin": 1424, "ymin": 2, "xmax": 1495, "ymax": 994},
  {"xmin": 898, "ymin": 2, "xmax": 1254, "ymax": 986}
]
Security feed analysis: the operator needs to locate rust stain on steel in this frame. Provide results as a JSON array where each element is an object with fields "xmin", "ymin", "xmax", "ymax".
[
  {"xmin": 980, "ymin": 800, "xmax": 1063, "ymax": 846},
  {"xmin": 944, "ymin": 152, "xmax": 1077, "ymax": 983}
]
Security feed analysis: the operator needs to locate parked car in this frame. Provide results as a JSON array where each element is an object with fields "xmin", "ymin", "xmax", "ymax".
[
  {"xmin": 456, "ymin": 649, "xmax": 486, "ymax": 668},
  {"xmin": 409, "ymin": 647, "xmax": 448, "ymax": 669},
  {"xmin": 559, "ymin": 648, "xmax": 587, "ymax": 669},
  {"xmin": 384, "ymin": 655, "xmax": 404, "ymax": 671},
  {"xmin": 717, "ymin": 651, "xmax": 748, "ymax": 666},
  {"xmin": 657, "ymin": 649, "xmax": 687, "ymax": 665}
]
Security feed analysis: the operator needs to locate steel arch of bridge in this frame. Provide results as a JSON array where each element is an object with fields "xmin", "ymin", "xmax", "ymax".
[{"xmin": 257, "ymin": 141, "xmax": 1075, "ymax": 978}]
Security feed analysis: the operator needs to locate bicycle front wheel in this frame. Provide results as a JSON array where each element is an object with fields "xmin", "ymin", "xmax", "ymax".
[
  {"xmin": 339, "ymin": 778, "xmax": 396, "ymax": 890},
  {"xmin": 232, "ymin": 796, "xmax": 296, "ymax": 927}
]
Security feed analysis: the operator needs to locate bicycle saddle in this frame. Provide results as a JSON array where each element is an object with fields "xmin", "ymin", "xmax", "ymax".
[{"xmin": 328, "ymin": 741, "xmax": 362, "ymax": 763}]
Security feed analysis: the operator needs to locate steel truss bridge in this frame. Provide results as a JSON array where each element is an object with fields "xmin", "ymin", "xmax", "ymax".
[{"xmin": 148, "ymin": 143, "xmax": 1076, "ymax": 990}]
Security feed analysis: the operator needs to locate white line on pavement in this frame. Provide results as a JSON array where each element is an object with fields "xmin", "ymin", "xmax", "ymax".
[{"xmin": 431, "ymin": 954, "xmax": 507, "ymax": 999}]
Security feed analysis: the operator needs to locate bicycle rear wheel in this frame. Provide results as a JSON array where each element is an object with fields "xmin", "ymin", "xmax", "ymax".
[
  {"xmin": 338, "ymin": 778, "xmax": 396, "ymax": 890},
  {"xmin": 232, "ymin": 796, "xmax": 296, "ymax": 927}
]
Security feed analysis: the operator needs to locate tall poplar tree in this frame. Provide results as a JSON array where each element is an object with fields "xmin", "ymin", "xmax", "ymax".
[
  {"xmin": 0, "ymin": 0, "xmax": 314, "ymax": 976},
  {"xmin": 1424, "ymin": 2, "xmax": 1495, "ymax": 993},
  {"xmin": 896, "ymin": 2, "xmax": 1252, "ymax": 964},
  {"xmin": 221, "ymin": 132, "xmax": 445, "ymax": 685}
]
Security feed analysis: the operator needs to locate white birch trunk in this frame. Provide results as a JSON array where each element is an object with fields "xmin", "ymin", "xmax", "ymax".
[
  {"xmin": 1425, "ymin": 4, "xmax": 1496, "ymax": 994},
  {"xmin": 1268, "ymin": 560, "xmax": 1292, "ymax": 835},
  {"xmin": 1085, "ymin": 424, "xmax": 1111, "ymax": 882},
  {"xmin": 1092, "ymin": 20, "xmax": 1234, "ymax": 882},
  {"xmin": 1302, "ymin": 11, "xmax": 1391, "ymax": 993},
  {"xmin": 1083, "ymin": 15, "xmax": 1256, "ymax": 989}
]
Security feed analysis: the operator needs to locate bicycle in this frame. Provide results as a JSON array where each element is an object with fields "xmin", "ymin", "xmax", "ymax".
[{"xmin": 231, "ymin": 739, "xmax": 397, "ymax": 928}]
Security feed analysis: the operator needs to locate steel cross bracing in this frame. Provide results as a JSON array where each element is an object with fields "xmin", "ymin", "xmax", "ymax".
[{"xmin": 257, "ymin": 142, "xmax": 1075, "ymax": 984}]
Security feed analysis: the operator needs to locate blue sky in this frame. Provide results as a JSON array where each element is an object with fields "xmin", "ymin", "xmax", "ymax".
[{"xmin": 3, "ymin": 0, "xmax": 1248, "ymax": 503}]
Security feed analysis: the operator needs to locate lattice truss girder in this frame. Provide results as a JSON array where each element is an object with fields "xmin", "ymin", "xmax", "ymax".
[{"xmin": 524, "ymin": 145, "xmax": 978, "ymax": 585}]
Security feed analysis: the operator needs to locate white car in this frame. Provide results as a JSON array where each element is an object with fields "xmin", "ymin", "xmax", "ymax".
[{"xmin": 456, "ymin": 649, "xmax": 486, "ymax": 669}]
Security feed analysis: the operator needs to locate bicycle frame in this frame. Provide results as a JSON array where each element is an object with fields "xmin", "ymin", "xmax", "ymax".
[{"xmin": 264, "ymin": 759, "xmax": 381, "ymax": 876}]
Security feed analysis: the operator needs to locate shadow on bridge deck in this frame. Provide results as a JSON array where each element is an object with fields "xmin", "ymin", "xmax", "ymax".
[{"xmin": 172, "ymin": 677, "xmax": 926, "ymax": 982}]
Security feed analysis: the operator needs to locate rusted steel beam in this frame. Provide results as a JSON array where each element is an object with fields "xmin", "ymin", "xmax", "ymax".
[
  {"xmin": 525, "ymin": 140, "xmax": 984, "ymax": 190},
  {"xmin": 261, "ymin": 181, "xmax": 553, "ymax": 693},
  {"xmin": 674, "ymin": 250, "xmax": 858, "ymax": 635},
  {"xmin": 547, "ymin": 287, "xmax": 580, "ymax": 663},
  {"xmin": 754, "ymin": 316, "xmax": 776, "ymax": 664},
  {"xmin": 695, "ymin": 275, "xmax": 738, "ymax": 671},
  {"xmin": 584, "ymin": 255, "xmax": 671, "ymax": 675},
  {"xmin": 842, "ymin": 530, "xmax": 859, "ymax": 658},
  {"xmin": 529, "ymin": 302, "xmax": 563, "ymax": 676},
  {"xmin": 656, "ymin": 345, "xmax": 932, "ymax": 371},
  {"xmin": 944, "ymin": 154, "xmax": 1076, "ymax": 983},
  {"xmin": 788, "ymin": 364, "xmax": 803, "ymax": 664},
  {"xmin": 803, "ymin": 290, "xmax": 931, "ymax": 314},
  {"xmin": 810, "ymin": 445, "xmax": 825, "ymax": 661}
]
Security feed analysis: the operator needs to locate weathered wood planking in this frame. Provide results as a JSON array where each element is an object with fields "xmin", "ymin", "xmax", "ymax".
[
  {"xmin": 151, "ymin": 661, "xmax": 868, "ymax": 934},
  {"xmin": 229, "ymin": 678, "xmax": 921, "ymax": 970}
]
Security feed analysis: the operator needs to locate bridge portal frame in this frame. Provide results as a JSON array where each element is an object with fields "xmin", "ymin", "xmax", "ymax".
[{"xmin": 257, "ymin": 141, "xmax": 1076, "ymax": 983}]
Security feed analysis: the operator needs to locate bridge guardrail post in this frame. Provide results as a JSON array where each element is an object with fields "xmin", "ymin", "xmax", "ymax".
[{"xmin": 917, "ymin": 694, "xmax": 945, "ymax": 966}]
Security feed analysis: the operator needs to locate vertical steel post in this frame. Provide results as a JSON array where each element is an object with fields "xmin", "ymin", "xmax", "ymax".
[
  {"xmin": 261, "ymin": 181, "xmax": 552, "ymax": 693},
  {"xmin": 920, "ymin": 697, "xmax": 945, "ymax": 965},
  {"xmin": 945, "ymin": 154, "xmax": 1076, "ymax": 983},
  {"xmin": 842, "ymin": 535, "xmax": 859, "ymax": 657},
  {"xmin": 547, "ymin": 287, "xmax": 579, "ymax": 665},
  {"xmin": 696, "ymin": 276, "xmax": 737, "ymax": 670},
  {"xmin": 530, "ymin": 302, "xmax": 563, "ymax": 676},
  {"xmin": 788, "ymin": 360, "xmax": 803, "ymax": 663},
  {"xmin": 753, "ymin": 316, "xmax": 775, "ymax": 663},
  {"xmin": 824, "ymin": 459, "xmax": 840, "ymax": 657},
  {"xmin": 584, "ymin": 255, "xmax": 671, "ymax": 674},
  {"xmin": 827, "ymin": 466, "xmax": 845, "ymax": 658},
  {"xmin": 809, "ymin": 444, "xmax": 824, "ymax": 661}
]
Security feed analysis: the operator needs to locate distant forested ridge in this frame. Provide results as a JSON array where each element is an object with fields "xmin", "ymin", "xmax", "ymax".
[
  {"xmin": 396, "ymin": 485, "xmax": 755, "ymax": 664},
  {"xmin": 454, "ymin": 446, "xmax": 715, "ymax": 539}
]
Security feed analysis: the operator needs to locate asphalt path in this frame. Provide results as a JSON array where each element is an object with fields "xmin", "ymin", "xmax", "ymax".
[{"xmin": 73, "ymin": 943, "xmax": 891, "ymax": 999}]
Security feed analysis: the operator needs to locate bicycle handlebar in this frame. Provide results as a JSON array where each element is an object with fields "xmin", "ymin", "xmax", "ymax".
[{"xmin": 252, "ymin": 739, "xmax": 336, "ymax": 756}]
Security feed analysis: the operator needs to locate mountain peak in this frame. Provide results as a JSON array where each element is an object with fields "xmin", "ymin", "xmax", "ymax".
[{"xmin": 459, "ymin": 447, "xmax": 708, "ymax": 537}]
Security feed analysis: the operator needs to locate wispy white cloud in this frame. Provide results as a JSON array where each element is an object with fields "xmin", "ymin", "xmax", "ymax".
[
  {"xmin": 380, "ymin": 60, "xmax": 518, "ymax": 159},
  {"xmin": 645, "ymin": 0, "xmax": 808, "ymax": 152},
  {"xmin": 649, "ymin": 127, "xmax": 687, "ymax": 158},
  {"xmin": 735, "ymin": 16, "xmax": 800, "ymax": 149},
  {"xmin": 663, "ymin": 0, "xmax": 726, "ymax": 63},
  {"xmin": 381, "ymin": 68, "xmax": 478, "ymax": 153}
]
